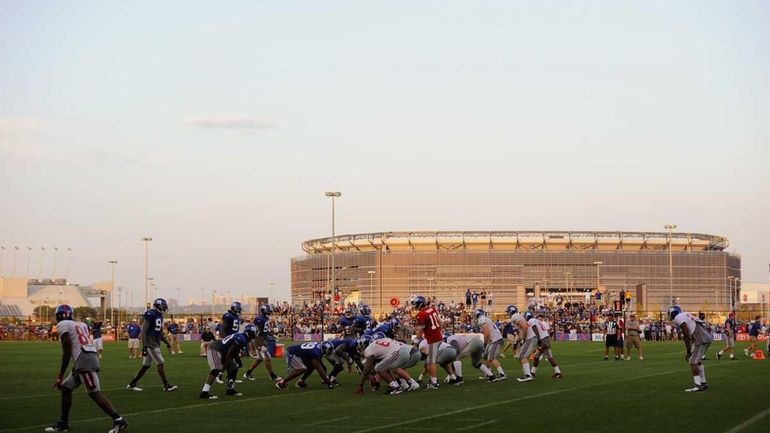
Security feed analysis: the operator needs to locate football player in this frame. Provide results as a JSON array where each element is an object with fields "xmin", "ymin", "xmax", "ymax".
[
  {"xmin": 531, "ymin": 313, "xmax": 562, "ymax": 378},
  {"xmin": 476, "ymin": 309, "xmax": 507, "ymax": 380},
  {"xmin": 126, "ymin": 319, "xmax": 141, "ymax": 359},
  {"xmin": 321, "ymin": 338, "xmax": 364, "ymax": 385},
  {"xmin": 417, "ymin": 338, "xmax": 459, "ymax": 384},
  {"xmin": 126, "ymin": 298, "xmax": 178, "ymax": 392},
  {"xmin": 717, "ymin": 312, "xmax": 737, "ymax": 360},
  {"xmin": 46, "ymin": 305, "xmax": 128, "ymax": 433},
  {"xmin": 200, "ymin": 324, "xmax": 258, "ymax": 399},
  {"xmin": 350, "ymin": 305, "xmax": 374, "ymax": 336},
  {"xmin": 373, "ymin": 318, "xmax": 400, "ymax": 340},
  {"xmin": 508, "ymin": 305, "xmax": 539, "ymax": 382},
  {"xmin": 87, "ymin": 319, "xmax": 104, "ymax": 359},
  {"xmin": 446, "ymin": 332, "xmax": 494, "ymax": 383},
  {"xmin": 221, "ymin": 302, "xmax": 242, "ymax": 337},
  {"xmin": 670, "ymin": 305, "xmax": 713, "ymax": 392},
  {"xmin": 413, "ymin": 295, "xmax": 442, "ymax": 389},
  {"xmin": 338, "ymin": 307, "xmax": 356, "ymax": 336},
  {"xmin": 166, "ymin": 320, "xmax": 182, "ymax": 355},
  {"xmin": 243, "ymin": 304, "xmax": 280, "ymax": 381},
  {"xmin": 355, "ymin": 336, "xmax": 419, "ymax": 395},
  {"xmin": 276, "ymin": 342, "xmax": 335, "ymax": 390}
]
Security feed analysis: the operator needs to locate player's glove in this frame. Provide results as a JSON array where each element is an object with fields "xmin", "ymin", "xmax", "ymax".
[
  {"xmin": 52, "ymin": 373, "xmax": 63, "ymax": 390},
  {"xmin": 355, "ymin": 384, "xmax": 364, "ymax": 395}
]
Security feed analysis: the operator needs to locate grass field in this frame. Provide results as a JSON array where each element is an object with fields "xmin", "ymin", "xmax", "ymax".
[{"xmin": 0, "ymin": 340, "xmax": 768, "ymax": 433}]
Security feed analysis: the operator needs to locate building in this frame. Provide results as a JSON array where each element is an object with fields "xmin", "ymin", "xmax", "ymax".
[
  {"xmin": 290, "ymin": 230, "xmax": 741, "ymax": 315},
  {"xmin": 0, "ymin": 277, "xmax": 111, "ymax": 317}
]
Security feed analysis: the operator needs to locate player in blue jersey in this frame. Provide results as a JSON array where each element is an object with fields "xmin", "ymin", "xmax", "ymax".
[
  {"xmin": 126, "ymin": 298, "xmax": 178, "ymax": 392},
  {"xmin": 166, "ymin": 321, "xmax": 182, "ymax": 355},
  {"xmin": 322, "ymin": 338, "xmax": 364, "ymax": 385},
  {"xmin": 199, "ymin": 325, "xmax": 258, "ymax": 399},
  {"xmin": 351, "ymin": 305, "xmax": 375, "ymax": 336},
  {"xmin": 373, "ymin": 318, "xmax": 400, "ymax": 339},
  {"xmin": 87, "ymin": 319, "xmax": 104, "ymax": 359},
  {"xmin": 275, "ymin": 342, "xmax": 335, "ymax": 390},
  {"xmin": 221, "ymin": 302, "xmax": 242, "ymax": 337},
  {"xmin": 126, "ymin": 319, "xmax": 141, "ymax": 359},
  {"xmin": 338, "ymin": 306, "xmax": 355, "ymax": 336},
  {"xmin": 243, "ymin": 304, "xmax": 281, "ymax": 381}
]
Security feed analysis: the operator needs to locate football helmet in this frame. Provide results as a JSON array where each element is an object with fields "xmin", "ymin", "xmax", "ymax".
[
  {"xmin": 321, "ymin": 341, "xmax": 335, "ymax": 356},
  {"xmin": 475, "ymin": 309, "xmax": 486, "ymax": 319},
  {"xmin": 390, "ymin": 317, "xmax": 400, "ymax": 329},
  {"xmin": 524, "ymin": 311, "xmax": 534, "ymax": 320},
  {"xmin": 669, "ymin": 305, "xmax": 682, "ymax": 321},
  {"xmin": 243, "ymin": 324, "xmax": 258, "ymax": 340},
  {"xmin": 344, "ymin": 307, "xmax": 355, "ymax": 319},
  {"xmin": 54, "ymin": 304, "xmax": 74, "ymax": 322},
  {"xmin": 412, "ymin": 296, "xmax": 427, "ymax": 310},
  {"xmin": 506, "ymin": 305, "xmax": 518, "ymax": 316},
  {"xmin": 153, "ymin": 298, "xmax": 168, "ymax": 313},
  {"xmin": 259, "ymin": 304, "xmax": 272, "ymax": 316},
  {"xmin": 372, "ymin": 332, "xmax": 387, "ymax": 340},
  {"xmin": 360, "ymin": 305, "xmax": 372, "ymax": 316},
  {"xmin": 230, "ymin": 301, "xmax": 242, "ymax": 315},
  {"xmin": 442, "ymin": 331, "xmax": 453, "ymax": 342},
  {"xmin": 356, "ymin": 335, "xmax": 373, "ymax": 351}
]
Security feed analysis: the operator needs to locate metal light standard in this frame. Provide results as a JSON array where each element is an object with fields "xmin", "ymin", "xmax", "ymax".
[
  {"xmin": 142, "ymin": 237, "xmax": 153, "ymax": 308},
  {"xmin": 109, "ymin": 260, "xmax": 118, "ymax": 327},
  {"xmin": 664, "ymin": 224, "xmax": 677, "ymax": 306},
  {"xmin": 367, "ymin": 270, "xmax": 376, "ymax": 306},
  {"xmin": 323, "ymin": 191, "xmax": 341, "ymax": 338},
  {"xmin": 0, "ymin": 245, "xmax": 4, "ymax": 277},
  {"xmin": 12, "ymin": 246, "xmax": 18, "ymax": 277}
]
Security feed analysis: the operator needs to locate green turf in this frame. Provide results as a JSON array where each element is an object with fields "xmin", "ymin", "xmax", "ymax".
[{"xmin": 0, "ymin": 340, "xmax": 768, "ymax": 433}]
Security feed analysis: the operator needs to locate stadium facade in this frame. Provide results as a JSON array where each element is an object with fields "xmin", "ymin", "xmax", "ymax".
[{"xmin": 290, "ymin": 231, "xmax": 741, "ymax": 315}]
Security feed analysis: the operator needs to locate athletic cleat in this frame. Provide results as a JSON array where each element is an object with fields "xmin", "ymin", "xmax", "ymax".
[
  {"xmin": 516, "ymin": 375, "xmax": 534, "ymax": 382},
  {"xmin": 685, "ymin": 385, "xmax": 705, "ymax": 392},
  {"xmin": 552, "ymin": 373, "xmax": 563, "ymax": 378},
  {"xmin": 603, "ymin": 356, "xmax": 608, "ymax": 361},
  {"xmin": 744, "ymin": 348, "xmax": 749, "ymax": 357},
  {"xmin": 409, "ymin": 382, "xmax": 420, "ymax": 391},
  {"xmin": 386, "ymin": 386, "xmax": 403, "ymax": 395},
  {"xmin": 530, "ymin": 371, "xmax": 537, "ymax": 378},
  {"xmin": 639, "ymin": 356, "xmax": 644, "ymax": 360},
  {"xmin": 108, "ymin": 418, "xmax": 128, "ymax": 433},
  {"xmin": 163, "ymin": 384, "xmax": 178, "ymax": 392},
  {"xmin": 453, "ymin": 376, "xmax": 464, "ymax": 385},
  {"xmin": 486, "ymin": 375, "xmax": 497, "ymax": 382},
  {"xmin": 700, "ymin": 383, "xmax": 709, "ymax": 390},
  {"xmin": 295, "ymin": 380, "xmax": 309, "ymax": 389},
  {"xmin": 426, "ymin": 382, "xmax": 440, "ymax": 390},
  {"xmin": 215, "ymin": 376, "xmax": 224, "ymax": 384},
  {"xmin": 225, "ymin": 388, "xmax": 242, "ymax": 396},
  {"xmin": 243, "ymin": 373, "xmax": 255, "ymax": 381},
  {"xmin": 716, "ymin": 352, "xmax": 721, "ymax": 360},
  {"xmin": 125, "ymin": 384, "xmax": 142, "ymax": 392},
  {"xmin": 44, "ymin": 421, "xmax": 70, "ymax": 432},
  {"xmin": 234, "ymin": 379, "xmax": 243, "ymax": 384},
  {"xmin": 400, "ymin": 382, "xmax": 410, "ymax": 391},
  {"xmin": 497, "ymin": 372, "xmax": 507, "ymax": 380},
  {"xmin": 199, "ymin": 391, "xmax": 218, "ymax": 399},
  {"xmin": 275, "ymin": 380, "xmax": 287, "ymax": 389}
]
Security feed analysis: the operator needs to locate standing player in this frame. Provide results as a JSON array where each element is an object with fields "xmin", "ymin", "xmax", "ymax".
[
  {"xmin": 351, "ymin": 305, "xmax": 374, "ymax": 336},
  {"xmin": 717, "ymin": 312, "xmax": 737, "ymax": 360},
  {"xmin": 126, "ymin": 319, "xmax": 141, "ymax": 359},
  {"xmin": 413, "ymin": 295, "xmax": 442, "ymax": 390},
  {"xmin": 338, "ymin": 307, "xmax": 356, "ymax": 336},
  {"xmin": 166, "ymin": 321, "xmax": 182, "ymax": 355},
  {"xmin": 243, "ymin": 304, "xmax": 280, "ymax": 381},
  {"xmin": 603, "ymin": 314, "xmax": 621, "ymax": 361},
  {"xmin": 624, "ymin": 313, "xmax": 644, "ymax": 360},
  {"xmin": 200, "ymin": 325, "xmax": 215, "ymax": 357},
  {"xmin": 476, "ymin": 309, "xmax": 507, "ymax": 380},
  {"xmin": 531, "ymin": 313, "xmax": 562, "ymax": 378},
  {"xmin": 446, "ymin": 332, "xmax": 494, "ymax": 383},
  {"xmin": 508, "ymin": 306, "xmax": 538, "ymax": 382},
  {"xmin": 745, "ymin": 316, "xmax": 762, "ymax": 357},
  {"xmin": 199, "ymin": 324, "xmax": 257, "ymax": 399},
  {"xmin": 126, "ymin": 298, "xmax": 178, "ymax": 392},
  {"xmin": 221, "ymin": 302, "xmax": 242, "ymax": 337},
  {"xmin": 88, "ymin": 319, "xmax": 104, "ymax": 359},
  {"xmin": 275, "ymin": 342, "xmax": 335, "ymax": 389},
  {"xmin": 670, "ymin": 305, "xmax": 713, "ymax": 392},
  {"xmin": 46, "ymin": 305, "xmax": 128, "ymax": 433}
]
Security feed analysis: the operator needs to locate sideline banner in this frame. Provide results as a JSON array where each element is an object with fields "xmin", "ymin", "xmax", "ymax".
[
  {"xmin": 736, "ymin": 333, "xmax": 768, "ymax": 341},
  {"xmin": 592, "ymin": 333, "xmax": 605, "ymax": 342},
  {"xmin": 554, "ymin": 332, "xmax": 590, "ymax": 341},
  {"xmin": 293, "ymin": 333, "xmax": 322, "ymax": 342}
]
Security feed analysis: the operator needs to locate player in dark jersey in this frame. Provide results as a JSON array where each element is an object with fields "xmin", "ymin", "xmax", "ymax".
[
  {"xmin": 199, "ymin": 325, "xmax": 258, "ymax": 399},
  {"xmin": 322, "ymin": 338, "xmax": 364, "ymax": 385},
  {"xmin": 88, "ymin": 319, "xmax": 104, "ymax": 359},
  {"xmin": 221, "ymin": 302, "xmax": 242, "ymax": 337},
  {"xmin": 166, "ymin": 321, "xmax": 182, "ymax": 355},
  {"xmin": 350, "ymin": 305, "xmax": 375, "ymax": 336},
  {"xmin": 338, "ymin": 307, "xmax": 355, "ymax": 336},
  {"xmin": 126, "ymin": 298, "xmax": 177, "ymax": 392},
  {"xmin": 275, "ymin": 342, "xmax": 335, "ymax": 390},
  {"xmin": 243, "ymin": 304, "xmax": 280, "ymax": 381},
  {"xmin": 373, "ymin": 318, "xmax": 399, "ymax": 339}
]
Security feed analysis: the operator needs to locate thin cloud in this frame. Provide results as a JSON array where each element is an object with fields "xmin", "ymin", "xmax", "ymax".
[
  {"xmin": 184, "ymin": 116, "xmax": 277, "ymax": 130},
  {"xmin": 0, "ymin": 117, "xmax": 41, "ymax": 133}
]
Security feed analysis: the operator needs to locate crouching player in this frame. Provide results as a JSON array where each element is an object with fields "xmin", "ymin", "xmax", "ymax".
[
  {"xmin": 670, "ymin": 305, "xmax": 713, "ymax": 392},
  {"xmin": 417, "ymin": 338, "xmax": 460, "ymax": 384},
  {"xmin": 446, "ymin": 332, "xmax": 494, "ymax": 384},
  {"xmin": 200, "ymin": 324, "xmax": 257, "ymax": 399},
  {"xmin": 47, "ymin": 305, "xmax": 128, "ymax": 433},
  {"xmin": 321, "ymin": 338, "xmax": 364, "ymax": 385},
  {"xmin": 355, "ymin": 336, "xmax": 420, "ymax": 395},
  {"xmin": 276, "ymin": 342, "xmax": 335, "ymax": 390},
  {"xmin": 531, "ymin": 313, "xmax": 562, "ymax": 378}
]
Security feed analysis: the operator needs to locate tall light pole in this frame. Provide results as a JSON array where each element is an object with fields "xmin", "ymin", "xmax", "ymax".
[
  {"xmin": 664, "ymin": 224, "xmax": 677, "ymax": 306},
  {"xmin": 176, "ymin": 288, "xmax": 181, "ymax": 316},
  {"xmin": 12, "ymin": 246, "xmax": 18, "ymax": 277},
  {"xmin": 0, "ymin": 245, "xmax": 4, "ymax": 277},
  {"xmin": 367, "ymin": 270, "xmax": 376, "ymax": 306},
  {"xmin": 142, "ymin": 237, "xmax": 152, "ymax": 308},
  {"xmin": 39, "ymin": 247, "xmax": 45, "ymax": 280},
  {"xmin": 109, "ymin": 260, "xmax": 117, "ymax": 326},
  {"xmin": 26, "ymin": 247, "xmax": 32, "ymax": 278},
  {"xmin": 324, "ymin": 192, "xmax": 342, "ymax": 298},
  {"xmin": 52, "ymin": 247, "xmax": 58, "ymax": 279},
  {"xmin": 212, "ymin": 289, "xmax": 217, "ymax": 317},
  {"xmin": 65, "ymin": 248, "xmax": 72, "ymax": 282},
  {"xmin": 593, "ymin": 261, "xmax": 603, "ymax": 302},
  {"xmin": 269, "ymin": 282, "xmax": 275, "ymax": 304}
]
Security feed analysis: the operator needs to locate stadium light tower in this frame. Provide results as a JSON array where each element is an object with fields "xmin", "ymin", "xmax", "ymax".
[
  {"xmin": 109, "ymin": 260, "xmax": 118, "ymax": 326},
  {"xmin": 142, "ymin": 237, "xmax": 152, "ymax": 308},
  {"xmin": 324, "ymin": 191, "xmax": 342, "ymax": 295},
  {"xmin": 664, "ymin": 224, "xmax": 677, "ymax": 306},
  {"xmin": 0, "ymin": 245, "xmax": 4, "ymax": 277}
]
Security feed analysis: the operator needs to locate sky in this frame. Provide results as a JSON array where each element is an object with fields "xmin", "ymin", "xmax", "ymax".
[{"xmin": 1, "ymin": 1, "xmax": 768, "ymax": 306}]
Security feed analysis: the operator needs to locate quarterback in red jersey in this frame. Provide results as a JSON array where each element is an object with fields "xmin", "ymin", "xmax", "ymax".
[{"xmin": 414, "ymin": 296, "xmax": 442, "ymax": 389}]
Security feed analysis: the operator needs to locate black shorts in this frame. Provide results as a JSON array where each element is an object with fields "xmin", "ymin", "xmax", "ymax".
[{"xmin": 606, "ymin": 335, "xmax": 618, "ymax": 347}]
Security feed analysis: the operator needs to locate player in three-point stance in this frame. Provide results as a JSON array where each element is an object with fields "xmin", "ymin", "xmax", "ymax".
[
  {"xmin": 199, "ymin": 324, "xmax": 258, "ymax": 399},
  {"xmin": 413, "ymin": 295, "xmax": 443, "ymax": 389},
  {"xmin": 46, "ymin": 304, "xmax": 128, "ymax": 433},
  {"xmin": 446, "ymin": 332, "xmax": 494, "ymax": 384},
  {"xmin": 126, "ymin": 298, "xmax": 178, "ymax": 392},
  {"xmin": 275, "ymin": 341, "xmax": 335, "ymax": 390},
  {"xmin": 531, "ymin": 313, "xmax": 562, "ymax": 378},
  {"xmin": 355, "ymin": 335, "xmax": 420, "ymax": 395},
  {"xmin": 670, "ymin": 305, "xmax": 713, "ymax": 392},
  {"xmin": 476, "ymin": 309, "xmax": 507, "ymax": 381}
]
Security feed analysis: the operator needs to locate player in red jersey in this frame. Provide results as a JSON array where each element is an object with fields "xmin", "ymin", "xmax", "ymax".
[{"xmin": 413, "ymin": 295, "xmax": 442, "ymax": 390}]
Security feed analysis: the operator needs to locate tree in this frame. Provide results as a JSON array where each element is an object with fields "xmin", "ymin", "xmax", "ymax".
[{"xmin": 73, "ymin": 306, "xmax": 97, "ymax": 321}]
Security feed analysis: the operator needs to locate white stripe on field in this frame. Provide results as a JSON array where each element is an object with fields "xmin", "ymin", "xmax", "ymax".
[
  {"xmin": 724, "ymin": 407, "xmax": 770, "ymax": 433},
  {"xmin": 302, "ymin": 416, "xmax": 352, "ymax": 427},
  {"xmin": 457, "ymin": 420, "xmax": 498, "ymax": 431}
]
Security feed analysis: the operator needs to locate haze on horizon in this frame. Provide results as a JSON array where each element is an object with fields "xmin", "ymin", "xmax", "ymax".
[{"xmin": 1, "ymin": 1, "xmax": 768, "ymax": 306}]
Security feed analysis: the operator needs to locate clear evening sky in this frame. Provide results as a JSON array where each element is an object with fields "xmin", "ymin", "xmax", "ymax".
[{"xmin": 1, "ymin": 1, "xmax": 768, "ymax": 305}]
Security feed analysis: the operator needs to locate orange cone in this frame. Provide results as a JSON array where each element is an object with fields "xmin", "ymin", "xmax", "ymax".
[{"xmin": 752, "ymin": 350, "xmax": 765, "ymax": 360}]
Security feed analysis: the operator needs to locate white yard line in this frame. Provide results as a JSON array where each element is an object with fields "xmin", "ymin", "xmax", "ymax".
[
  {"xmin": 457, "ymin": 419, "xmax": 498, "ymax": 431},
  {"xmin": 302, "ymin": 416, "xmax": 352, "ymax": 427},
  {"xmin": 724, "ymin": 407, "xmax": 770, "ymax": 433}
]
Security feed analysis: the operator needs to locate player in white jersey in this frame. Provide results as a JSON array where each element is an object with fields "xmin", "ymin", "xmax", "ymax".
[
  {"xmin": 531, "ymin": 314, "xmax": 562, "ymax": 378},
  {"xmin": 476, "ymin": 310, "xmax": 507, "ymax": 381},
  {"xmin": 46, "ymin": 305, "xmax": 128, "ymax": 433},
  {"xmin": 446, "ymin": 333, "xmax": 495, "ymax": 383},
  {"xmin": 417, "ymin": 339, "xmax": 460, "ymax": 384},
  {"xmin": 356, "ymin": 336, "xmax": 419, "ymax": 395},
  {"xmin": 507, "ymin": 305, "xmax": 541, "ymax": 382},
  {"xmin": 670, "ymin": 305, "xmax": 713, "ymax": 392}
]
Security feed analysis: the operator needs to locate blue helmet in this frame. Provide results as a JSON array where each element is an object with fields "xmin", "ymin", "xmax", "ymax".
[
  {"xmin": 412, "ymin": 296, "xmax": 427, "ymax": 310},
  {"xmin": 243, "ymin": 324, "xmax": 257, "ymax": 340},
  {"xmin": 356, "ymin": 335, "xmax": 373, "ymax": 352},
  {"xmin": 259, "ymin": 304, "xmax": 272, "ymax": 316},
  {"xmin": 475, "ymin": 309, "xmax": 486, "ymax": 319},
  {"xmin": 363, "ymin": 329, "xmax": 374, "ymax": 337},
  {"xmin": 372, "ymin": 332, "xmax": 387, "ymax": 340},
  {"xmin": 524, "ymin": 311, "xmax": 534, "ymax": 320},
  {"xmin": 360, "ymin": 305, "xmax": 371, "ymax": 316},
  {"xmin": 344, "ymin": 307, "xmax": 355, "ymax": 319},
  {"xmin": 230, "ymin": 301, "xmax": 242, "ymax": 315},
  {"xmin": 55, "ymin": 304, "xmax": 74, "ymax": 322},
  {"xmin": 506, "ymin": 305, "xmax": 518, "ymax": 316},
  {"xmin": 442, "ymin": 331, "xmax": 453, "ymax": 342},
  {"xmin": 669, "ymin": 305, "xmax": 682, "ymax": 321},
  {"xmin": 153, "ymin": 298, "xmax": 168, "ymax": 313},
  {"xmin": 321, "ymin": 341, "xmax": 335, "ymax": 356},
  {"xmin": 390, "ymin": 317, "xmax": 400, "ymax": 328}
]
